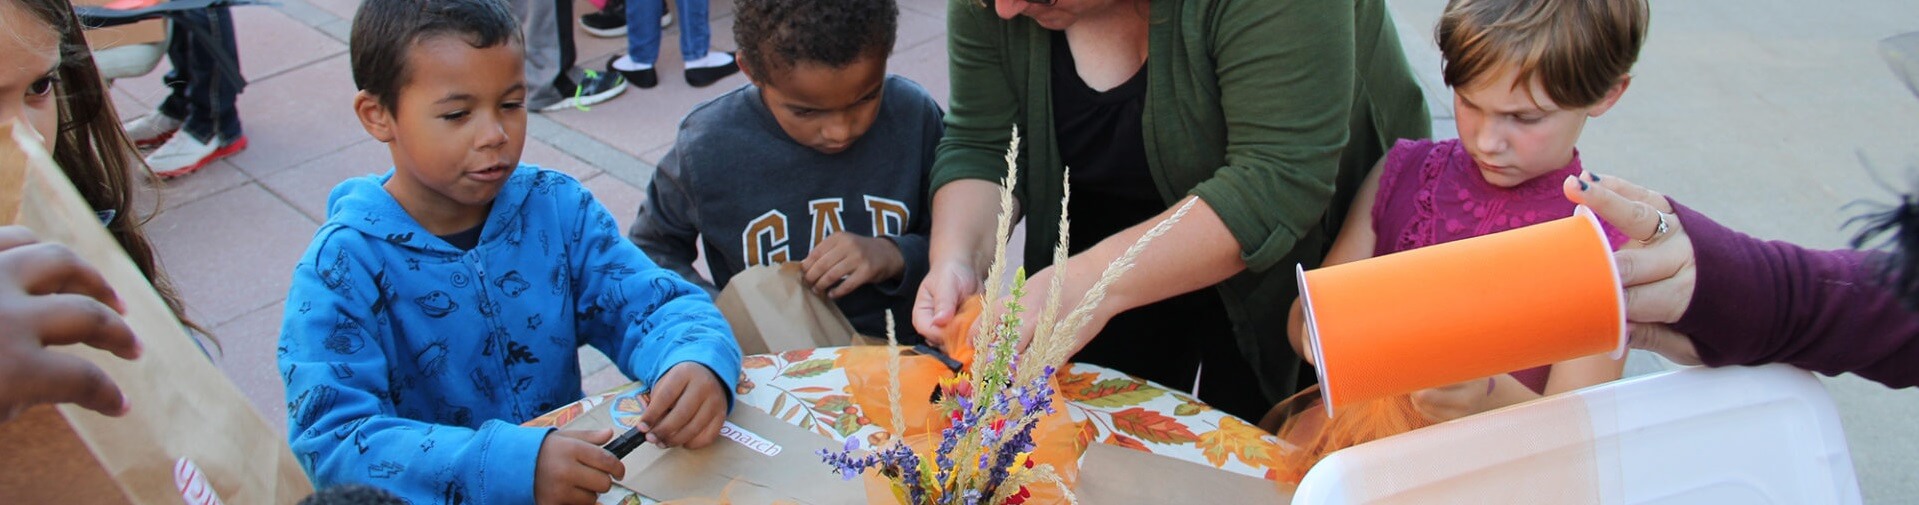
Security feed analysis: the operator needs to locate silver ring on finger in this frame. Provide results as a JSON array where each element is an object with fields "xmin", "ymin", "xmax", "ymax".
[{"xmin": 1638, "ymin": 208, "xmax": 1673, "ymax": 245}]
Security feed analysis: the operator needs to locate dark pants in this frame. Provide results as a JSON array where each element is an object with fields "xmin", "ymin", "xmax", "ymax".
[{"xmin": 158, "ymin": 6, "xmax": 243, "ymax": 142}]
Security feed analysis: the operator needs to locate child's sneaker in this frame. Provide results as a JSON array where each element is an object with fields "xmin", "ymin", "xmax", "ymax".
[
  {"xmin": 145, "ymin": 132, "xmax": 248, "ymax": 179},
  {"xmin": 580, "ymin": 0, "xmax": 672, "ymax": 38},
  {"xmin": 122, "ymin": 113, "xmax": 182, "ymax": 149},
  {"xmin": 684, "ymin": 52, "xmax": 740, "ymax": 88},
  {"xmin": 538, "ymin": 68, "xmax": 628, "ymax": 112}
]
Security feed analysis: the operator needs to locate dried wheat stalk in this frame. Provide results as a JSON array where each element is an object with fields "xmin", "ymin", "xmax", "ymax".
[
  {"xmin": 885, "ymin": 310, "xmax": 905, "ymax": 437},
  {"xmin": 1021, "ymin": 197, "xmax": 1198, "ymax": 384},
  {"xmin": 974, "ymin": 127, "xmax": 1023, "ymax": 355}
]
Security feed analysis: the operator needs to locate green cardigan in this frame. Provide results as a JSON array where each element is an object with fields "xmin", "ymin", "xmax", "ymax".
[{"xmin": 930, "ymin": 0, "xmax": 1431, "ymax": 401}]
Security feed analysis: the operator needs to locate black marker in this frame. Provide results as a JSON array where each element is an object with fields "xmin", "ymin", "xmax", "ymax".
[{"xmin": 603, "ymin": 426, "xmax": 648, "ymax": 458}]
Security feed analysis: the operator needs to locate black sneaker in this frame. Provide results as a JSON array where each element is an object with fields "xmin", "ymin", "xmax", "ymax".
[
  {"xmin": 580, "ymin": 0, "xmax": 626, "ymax": 38},
  {"xmin": 685, "ymin": 52, "xmax": 741, "ymax": 88},
  {"xmin": 538, "ymin": 67, "xmax": 628, "ymax": 112},
  {"xmin": 608, "ymin": 56, "xmax": 659, "ymax": 89}
]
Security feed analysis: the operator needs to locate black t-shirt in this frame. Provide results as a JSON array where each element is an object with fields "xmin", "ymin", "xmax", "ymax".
[
  {"xmin": 438, "ymin": 222, "xmax": 484, "ymax": 251},
  {"xmin": 1051, "ymin": 30, "xmax": 1160, "ymax": 244},
  {"xmin": 1047, "ymin": 32, "xmax": 1267, "ymax": 419}
]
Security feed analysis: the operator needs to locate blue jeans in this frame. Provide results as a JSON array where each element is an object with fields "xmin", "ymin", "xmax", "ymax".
[
  {"xmin": 624, "ymin": 0, "xmax": 709, "ymax": 65},
  {"xmin": 158, "ymin": 6, "xmax": 244, "ymax": 142}
]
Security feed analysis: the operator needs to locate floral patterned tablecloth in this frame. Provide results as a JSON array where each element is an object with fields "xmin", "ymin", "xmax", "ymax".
[{"xmin": 525, "ymin": 347, "xmax": 1286, "ymax": 503}]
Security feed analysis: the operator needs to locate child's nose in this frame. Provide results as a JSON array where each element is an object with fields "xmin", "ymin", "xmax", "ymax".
[
  {"xmin": 1473, "ymin": 120, "xmax": 1505, "ymax": 155},
  {"xmin": 821, "ymin": 119, "xmax": 853, "ymax": 144},
  {"xmin": 476, "ymin": 117, "xmax": 509, "ymax": 150}
]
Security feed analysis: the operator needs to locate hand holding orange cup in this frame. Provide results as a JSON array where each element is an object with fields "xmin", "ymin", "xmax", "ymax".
[{"xmin": 1296, "ymin": 208, "xmax": 1626, "ymax": 416}]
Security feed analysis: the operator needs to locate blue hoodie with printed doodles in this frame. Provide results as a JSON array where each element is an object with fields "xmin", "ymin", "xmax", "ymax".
[{"xmin": 278, "ymin": 164, "xmax": 741, "ymax": 504}]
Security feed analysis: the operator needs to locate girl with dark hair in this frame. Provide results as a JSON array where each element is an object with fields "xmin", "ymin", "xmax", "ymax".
[
  {"xmin": 1, "ymin": 0, "xmax": 204, "ymax": 336},
  {"xmin": 0, "ymin": 0, "xmax": 219, "ymax": 422}
]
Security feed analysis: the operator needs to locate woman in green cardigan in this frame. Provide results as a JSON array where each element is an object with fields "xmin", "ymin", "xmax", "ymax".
[{"xmin": 912, "ymin": 0, "xmax": 1430, "ymax": 419}]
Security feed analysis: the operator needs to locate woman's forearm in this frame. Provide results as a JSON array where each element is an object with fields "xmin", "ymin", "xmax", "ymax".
[
  {"xmin": 1063, "ymin": 196, "xmax": 1247, "ymax": 321},
  {"xmin": 929, "ymin": 180, "xmax": 1015, "ymax": 274}
]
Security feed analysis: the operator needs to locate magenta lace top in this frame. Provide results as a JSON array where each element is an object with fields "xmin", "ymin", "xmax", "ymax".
[{"xmin": 1370, "ymin": 139, "xmax": 1628, "ymax": 394}]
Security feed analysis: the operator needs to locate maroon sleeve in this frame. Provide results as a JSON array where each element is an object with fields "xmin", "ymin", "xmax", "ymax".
[{"xmin": 1668, "ymin": 200, "xmax": 1919, "ymax": 388}]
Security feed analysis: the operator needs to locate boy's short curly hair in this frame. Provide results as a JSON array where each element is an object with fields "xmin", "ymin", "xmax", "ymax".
[
  {"xmin": 733, "ymin": 0, "xmax": 898, "ymax": 80},
  {"xmin": 349, "ymin": 0, "xmax": 523, "ymax": 110},
  {"xmin": 1437, "ymin": 0, "xmax": 1648, "ymax": 108}
]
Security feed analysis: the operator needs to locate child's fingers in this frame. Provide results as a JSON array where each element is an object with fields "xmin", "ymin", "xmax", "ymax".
[
  {"xmin": 2, "ymin": 242, "xmax": 126, "ymax": 315},
  {"xmin": 638, "ymin": 381, "xmax": 683, "ymax": 438},
  {"xmin": 817, "ymin": 261, "xmax": 860, "ymax": 298},
  {"xmin": 574, "ymin": 444, "xmax": 625, "ymax": 487},
  {"xmin": 803, "ymin": 252, "xmax": 848, "ymax": 292},
  {"xmin": 29, "ymin": 294, "xmax": 140, "ymax": 360},
  {"xmin": 558, "ymin": 485, "xmax": 598, "ymax": 505},
  {"xmin": 0, "ymin": 226, "xmax": 41, "ymax": 252},
  {"xmin": 18, "ymin": 349, "xmax": 128, "ymax": 417},
  {"xmin": 685, "ymin": 401, "xmax": 725, "ymax": 449},
  {"xmin": 648, "ymin": 393, "xmax": 701, "ymax": 447},
  {"xmin": 829, "ymin": 267, "xmax": 873, "ymax": 299}
]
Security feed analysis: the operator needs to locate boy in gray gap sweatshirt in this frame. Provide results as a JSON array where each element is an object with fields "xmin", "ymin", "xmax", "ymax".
[{"xmin": 628, "ymin": 0, "xmax": 939, "ymax": 341}]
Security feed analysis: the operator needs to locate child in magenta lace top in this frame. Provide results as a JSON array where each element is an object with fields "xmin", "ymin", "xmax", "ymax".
[{"xmin": 1287, "ymin": 0, "xmax": 1646, "ymax": 422}]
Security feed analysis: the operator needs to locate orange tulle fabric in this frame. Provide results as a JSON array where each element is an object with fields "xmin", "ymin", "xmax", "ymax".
[
  {"xmin": 940, "ymin": 296, "xmax": 984, "ymax": 367},
  {"xmin": 1268, "ymin": 388, "xmax": 1434, "ymax": 485},
  {"xmin": 843, "ymin": 295, "xmax": 1083, "ymax": 503},
  {"xmin": 843, "ymin": 348, "xmax": 956, "ymax": 437}
]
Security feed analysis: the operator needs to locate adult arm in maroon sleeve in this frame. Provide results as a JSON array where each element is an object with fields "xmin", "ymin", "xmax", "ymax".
[
  {"xmin": 1666, "ymin": 201, "xmax": 1919, "ymax": 388},
  {"xmin": 1567, "ymin": 172, "xmax": 1919, "ymax": 389}
]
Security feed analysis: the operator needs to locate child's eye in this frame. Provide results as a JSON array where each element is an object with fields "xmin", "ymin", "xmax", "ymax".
[
  {"xmin": 1512, "ymin": 114, "xmax": 1543, "ymax": 124},
  {"xmin": 502, "ymin": 101, "xmax": 524, "ymax": 111},
  {"xmin": 441, "ymin": 110, "xmax": 469, "ymax": 121},
  {"xmin": 27, "ymin": 75, "xmax": 57, "ymax": 97}
]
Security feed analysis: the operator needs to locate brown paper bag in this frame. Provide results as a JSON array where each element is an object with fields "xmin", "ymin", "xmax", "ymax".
[
  {"xmin": 1075, "ymin": 443, "xmax": 1294, "ymax": 504},
  {"xmin": 716, "ymin": 264, "xmax": 869, "ymax": 356},
  {"xmin": 563, "ymin": 392, "xmax": 865, "ymax": 504},
  {"xmin": 0, "ymin": 123, "xmax": 313, "ymax": 504}
]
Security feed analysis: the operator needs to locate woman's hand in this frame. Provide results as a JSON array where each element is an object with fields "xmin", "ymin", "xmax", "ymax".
[
  {"xmin": 913, "ymin": 259, "xmax": 983, "ymax": 346},
  {"xmin": 1564, "ymin": 172, "xmax": 1702, "ymax": 365}
]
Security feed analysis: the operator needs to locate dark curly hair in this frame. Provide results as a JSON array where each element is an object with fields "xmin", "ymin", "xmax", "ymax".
[
  {"xmin": 733, "ymin": 0, "xmax": 898, "ymax": 81},
  {"xmin": 349, "ymin": 0, "xmax": 522, "ymax": 111}
]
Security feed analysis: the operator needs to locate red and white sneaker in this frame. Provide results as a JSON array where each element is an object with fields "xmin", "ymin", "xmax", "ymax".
[
  {"xmin": 123, "ymin": 113, "xmax": 183, "ymax": 149},
  {"xmin": 145, "ymin": 132, "xmax": 247, "ymax": 179}
]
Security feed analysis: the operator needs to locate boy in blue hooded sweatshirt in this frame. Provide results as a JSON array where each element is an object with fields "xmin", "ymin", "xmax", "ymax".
[{"xmin": 277, "ymin": 0, "xmax": 741, "ymax": 502}]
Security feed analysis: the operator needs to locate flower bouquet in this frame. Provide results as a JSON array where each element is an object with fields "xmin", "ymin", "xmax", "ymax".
[{"xmin": 818, "ymin": 129, "xmax": 1197, "ymax": 504}]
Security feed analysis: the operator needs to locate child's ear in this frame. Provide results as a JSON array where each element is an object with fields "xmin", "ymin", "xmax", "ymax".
[
  {"xmin": 354, "ymin": 90, "xmax": 397, "ymax": 143},
  {"xmin": 1586, "ymin": 75, "xmax": 1632, "ymax": 118},
  {"xmin": 737, "ymin": 54, "xmax": 763, "ymax": 85}
]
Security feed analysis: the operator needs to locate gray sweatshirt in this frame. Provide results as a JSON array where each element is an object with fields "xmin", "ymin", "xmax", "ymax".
[{"xmin": 630, "ymin": 75, "xmax": 941, "ymax": 340}]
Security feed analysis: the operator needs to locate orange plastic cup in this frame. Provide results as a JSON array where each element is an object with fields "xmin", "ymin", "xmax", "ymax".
[{"xmin": 1297, "ymin": 209, "xmax": 1625, "ymax": 416}]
